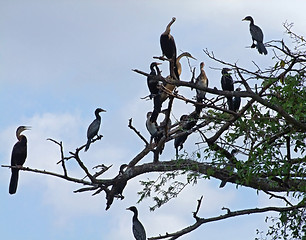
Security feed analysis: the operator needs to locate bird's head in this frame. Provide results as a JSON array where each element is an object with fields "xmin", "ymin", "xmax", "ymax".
[
  {"xmin": 242, "ymin": 16, "xmax": 253, "ymax": 22},
  {"xmin": 146, "ymin": 112, "xmax": 152, "ymax": 118},
  {"xmin": 95, "ymin": 108, "xmax": 106, "ymax": 114},
  {"xmin": 235, "ymin": 87, "xmax": 241, "ymax": 91},
  {"xmin": 222, "ymin": 68, "xmax": 231, "ymax": 75},
  {"xmin": 172, "ymin": 17, "xmax": 176, "ymax": 22},
  {"xmin": 16, "ymin": 126, "xmax": 31, "ymax": 140},
  {"xmin": 181, "ymin": 52, "xmax": 197, "ymax": 60},
  {"xmin": 200, "ymin": 62, "xmax": 205, "ymax": 69},
  {"xmin": 126, "ymin": 206, "xmax": 138, "ymax": 213}
]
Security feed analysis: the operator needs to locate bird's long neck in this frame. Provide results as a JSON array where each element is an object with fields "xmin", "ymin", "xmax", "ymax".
[
  {"xmin": 164, "ymin": 19, "xmax": 175, "ymax": 35},
  {"xmin": 95, "ymin": 112, "xmax": 101, "ymax": 120}
]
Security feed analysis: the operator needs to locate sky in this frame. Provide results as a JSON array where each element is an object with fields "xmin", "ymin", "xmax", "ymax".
[{"xmin": 0, "ymin": 1, "xmax": 305, "ymax": 240}]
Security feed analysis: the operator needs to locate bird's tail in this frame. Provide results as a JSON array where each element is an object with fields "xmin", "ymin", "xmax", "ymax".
[
  {"xmin": 84, "ymin": 139, "xmax": 91, "ymax": 152},
  {"xmin": 9, "ymin": 169, "xmax": 19, "ymax": 194},
  {"xmin": 227, "ymin": 97, "xmax": 234, "ymax": 111},
  {"xmin": 257, "ymin": 42, "xmax": 268, "ymax": 55}
]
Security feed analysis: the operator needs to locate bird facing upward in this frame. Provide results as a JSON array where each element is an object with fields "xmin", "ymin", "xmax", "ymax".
[
  {"xmin": 9, "ymin": 126, "xmax": 31, "ymax": 194},
  {"xmin": 85, "ymin": 108, "xmax": 106, "ymax": 152}
]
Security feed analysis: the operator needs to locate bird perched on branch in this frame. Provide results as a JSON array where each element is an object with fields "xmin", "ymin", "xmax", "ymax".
[
  {"xmin": 147, "ymin": 62, "xmax": 162, "ymax": 123},
  {"xmin": 195, "ymin": 62, "xmax": 209, "ymax": 103},
  {"xmin": 85, "ymin": 108, "xmax": 106, "ymax": 152},
  {"xmin": 233, "ymin": 88, "xmax": 242, "ymax": 112},
  {"xmin": 160, "ymin": 17, "xmax": 177, "ymax": 60},
  {"xmin": 126, "ymin": 206, "xmax": 146, "ymax": 240},
  {"xmin": 160, "ymin": 17, "xmax": 177, "ymax": 79},
  {"xmin": 242, "ymin": 16, "xmax": 268, "ymax": 55},
  {"xmin": 221, "ymin": 68, "xmax": 234, "ymax": 111},
  {"xmin": 147, "ymin": 62, "xmax": 162, "ymax": 98},
  {"xmin": 9, "ymin": 126, "xmax": 31, "ymax": 194},
  {"xmin": 146, "ymin": 111, "xmax": 160, "ymax": 143},
  {"xmin": 174, "ymin": 109, "xmax": 200, "ymax": 158}
]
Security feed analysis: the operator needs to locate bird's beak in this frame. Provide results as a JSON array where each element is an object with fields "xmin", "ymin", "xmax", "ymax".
[
  {"xmin": 190, "ymin": 56, "xmax": 197, "ymax": 60},
  {"xmin": 242, "ymin": 18, "xmax": 246, "ymax": 21},
  {"xmin": 126, "ymin": 207, "xmax": 130, "ymax": 210},
  {"xmin": 100, "ymin": 109, "xmax": 106, "ymax": 112},
  {"xmin": 156, "ymin": 63, "xmax": 162, "ymax": 65},
  {"xmin": 24, "ymin": 126, "xmax": 32, "ymax": 130}
]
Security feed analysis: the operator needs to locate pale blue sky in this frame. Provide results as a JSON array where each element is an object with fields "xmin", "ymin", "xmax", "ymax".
[{"xmin": 1, "ymin": 1, "xmax": 305, "ymax": 239}]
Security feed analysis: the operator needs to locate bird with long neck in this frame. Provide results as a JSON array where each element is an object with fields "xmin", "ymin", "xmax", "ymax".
[
  {"xmin": 242, "ymin": 16, "xmax": 267, "ymax": 55},
  {"xmin": 160, "ymin": 17, "xmax": 177, "ymax": 79},
  {"xmin": 160, "ymin": 52, "xmax": 196, "ymax": 104},
  {"xmin": 9, "ymin": 126, "xmax": 31, "ymax": 194},
  {"xmin": 221, "ymin": 68, "xmax": 234, "ymax": 111},
  {"xmin": 85, "ymin": 108, "xmax": 106, "ymax": 152},
  {"xmin": 147, "ymin": 62, "xmax": 162, "ymax": 98},
  {"xmin": 233, "ymin": 87, "xmax": 242, "ymax": 112},
  {"xmin": 195, "ymin": 62, "xmax": 209, "ymax": 103},
  {"xmin": 126, "ymin": 206, "xmax": 146, "ymax": 240}
]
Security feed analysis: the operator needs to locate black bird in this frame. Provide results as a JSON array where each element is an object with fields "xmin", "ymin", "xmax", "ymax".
[
  {"xmin": 233, "ymin": 88, "xmax": 241, "ymax": 112},
  {"xmin": 126, "ymin": 206, "xmax": 146, "ymax": 240},
  {"xmin": 147, "ymin": 62, "xmax": 162, "ymax": 98},
  {"xmin": 195, "ymin": 62, "xmax": 209, "ymax": 103},
  {"xmin": 160, "ymin": 17, "xmax": 177, "ymax": 79},
  {"xmin": 85, "ymin": 108, "xmax": 106, "ymax": 152},
  {"xmin": 242, "ymin": 16, "xmax": 268, "ymax": 55},
  {"xmin": 160, "ymin": 17, "xmax": 177, "ymax": 60},
  {"xmin": 9, "ymin": 126, "xmax": 31, "ymax": 194},
  {"xmin": 219, "ymin": 149, "xmax": 238, "ymax": 188},
  {"xmin": 106, "ymin": 164, "xmax": 128, "ymax": 210},
  {"xmin": 221, "ymin": 68, "xmax": 234, "ymax": 111},
  {"xmin": 174, "ymin": 110, "xmax": 199, "ymax": 158}
]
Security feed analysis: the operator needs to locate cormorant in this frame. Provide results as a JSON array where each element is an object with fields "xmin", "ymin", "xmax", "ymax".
[
  {"xmin": 160, "ymin": 17, "xmax": 177, "ymax": 60},
  {"xmin": 9, "ymin": 126, "xmax": 31, "ymax": 194},
  {"xmin": 242, "ymin": 16, "xmax": 268, "ymax": 55},
  {"xmin": 221, "ymin": 68, "xmax": 234, "ymax": 111},
  {"xmin": 195, "ymin": 62, "xmax": 209, "ymax": 103},
  {"xmin": 233, "ymin": 88, "xmax": 241, "ymax": 112},
  {"xmin": 174, "ymin": 110, "xmax": 199, "ymax": 158},
  {"xmin": 219, "ymin": 149, "xmax": 238, "ymax": 188},
  {"xmin": 85, "ymin": 108, "xmax": 106, "ymax": 152},
  {"xmin": 126, "ymin": 206, "xmax": 146, "ymax": 240},
  {"xmin": 106, "ymin": 164, "xmax": 128, "ymax": 210},
  {"xmin": 146, "ymin": 112, "xmax": 160, "ymax": 143},
  {"xmin": 147, "ymin": 62, "xmax": 162, "ymax": 98},
  {"xmin": 147, "ymin": 62, "xmax": 162, "ymax": 123}
]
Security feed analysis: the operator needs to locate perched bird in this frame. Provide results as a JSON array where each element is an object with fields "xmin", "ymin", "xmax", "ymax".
[
  {"xmin": 195, "ymin": 62, "xmax": 209, "ymax": 103},
  {"xmin": 147, "ymin": 62, "xmax": 162, "ymax": 98},
  {"xmin": 174, "ymin": 109, "xmax": 200, "ymax": 158},
  {"xmin": 126, "ymin": 206, "xmax": 146, "ymax": 240},
  {"xmin": 233, "ymin": 88, "xmax": 242, "ymax": 112},
  {"xmin": 221, "ymin": 68, "xmax": 234, "ymax": 111},
  {"xmin": 219, "ymin": 149, "xmax": 238, "ymax": 188},
  {"xmin": 160, "ymin": 17, "xmax": 177, "ymax": 79},
  {"xmin": 160, "ymin": 17, "xmax": 177, "ymax": 60},
  {"xmin": 9, "ymin": 126, "xmax": 31, "ymax": 194},
  {"xmin": 242, "ymin": 16, "xmax": 268, "ymax": 55},
  {"xmin": 147, "ymin": 62, "xmax": 162, "ymax": 123},
  {"xmin": 106, "ymin": 164, "xmax": 128, "ymax": 210},
  {"xmin": 85, "ymin": 108, "xmax": 106, "ymax": 152},
  {"xmin": 146, "ymin": 112, "xmax": 160, "ymax": 143}
]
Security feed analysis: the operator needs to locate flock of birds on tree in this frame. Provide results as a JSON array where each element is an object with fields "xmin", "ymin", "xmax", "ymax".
[{"xmin": 8, "ymin": 16, "xmax": 267, "ymax": 240}]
